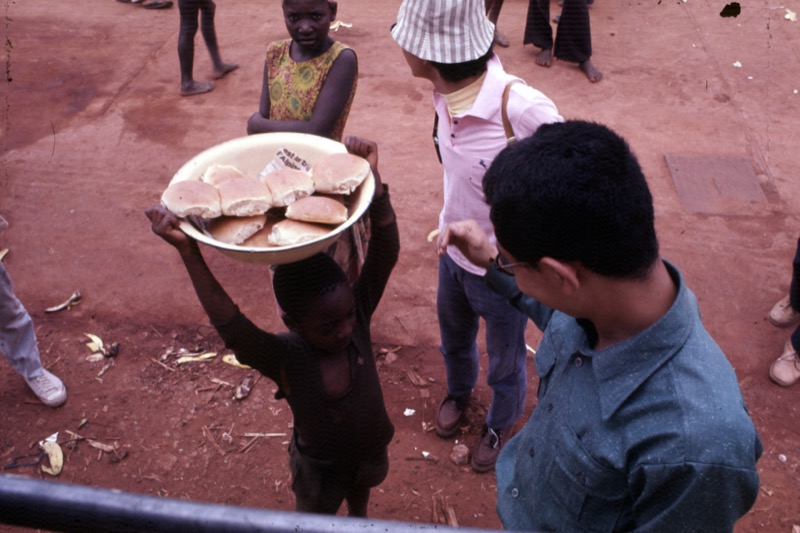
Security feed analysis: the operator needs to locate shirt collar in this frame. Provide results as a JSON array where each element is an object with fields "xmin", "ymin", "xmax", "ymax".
[
  {"xmin": 581, "ymin": 261, "xmax": 696, "ymax": 421},
  {"xmin": 435, "ymin": 54, "xmax": 508, "ymax": 120}
]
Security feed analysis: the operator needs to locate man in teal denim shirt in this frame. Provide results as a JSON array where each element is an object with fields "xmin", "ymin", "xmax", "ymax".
[{"xmin": 437, "ymin": 120, "xmax": 762, "ymax": 531}]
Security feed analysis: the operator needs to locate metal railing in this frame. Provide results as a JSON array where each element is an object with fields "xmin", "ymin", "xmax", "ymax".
[{"xmin": 0, "ymin": 474, "xmax": 506, "ymax": 533}]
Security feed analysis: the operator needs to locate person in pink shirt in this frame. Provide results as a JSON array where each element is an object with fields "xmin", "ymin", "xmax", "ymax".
[{"xmin": 391, "ymin": 0, "xmax": 562, "ymax": 473}]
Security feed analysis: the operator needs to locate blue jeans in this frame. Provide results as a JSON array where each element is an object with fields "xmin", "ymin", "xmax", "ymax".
[
  {"xmin": 0, "ymin": 262, "xmax": 44, "ymax": 380},
  {"xmin": 437, "ymin": 254, "xmax": 528, "ymax": 430}
]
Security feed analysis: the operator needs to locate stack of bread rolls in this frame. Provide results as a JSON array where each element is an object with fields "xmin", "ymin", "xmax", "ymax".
[{"xmin": 160, "ymin": 152, "xmax": 370, "ymax": 247}]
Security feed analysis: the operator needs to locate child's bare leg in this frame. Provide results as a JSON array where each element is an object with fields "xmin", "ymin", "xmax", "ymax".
[
  {"xmin": 345, "ymin": 487, "xmax": 370, "ymax": 517},
  {"xmin": 580, "ymin": 58, "xmax": 603, "ymax": 82},
  {"xmin": 178, "ymin": 0, "xmax": 214, "ymax": 95},
  {"xmin": 536, "ymin": 48, "xmax": 553, "ymax": 67},
  {"xmin": 198, "ymin": 0, "xmax": 238, "ymax": 80}
]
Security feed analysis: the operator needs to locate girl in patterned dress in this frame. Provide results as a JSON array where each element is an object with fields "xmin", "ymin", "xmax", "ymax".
[
  {"xmin": 247, "ymin": 0, "xmax": 356, "ymax": 141},
  {"xmin": 248, "ymin": 0, "xmax": 366, "ymax": 283}
]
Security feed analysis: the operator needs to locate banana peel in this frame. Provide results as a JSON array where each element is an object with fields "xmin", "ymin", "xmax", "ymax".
[
  {"xmin": 175, "ymin": 352, "xmax": 217, "ymax": 364},
  {"xmin": 329, "ymin": 20, "xmax": 352, "ymax": 32},
  {"xmin": 222, "ymin": 353, "xmax": 251, "ymax": 369},
  {"xmin": 40, "ymin": 441, "xmax": 63, "ymax": 476},
  {"xmin": 85, "ymin": 333, "xmax": 120, "ymax": 362},
  {"xmin": 46, "ymin": 290, "xmax": 82, "ymax": 313},
  {"xmin": 85, "ymin": 333, "xmax": 105, "ymax": 354}
]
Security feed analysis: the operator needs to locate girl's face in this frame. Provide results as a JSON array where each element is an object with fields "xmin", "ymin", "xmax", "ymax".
[{"xmin": 283, "ymin": 0, "xmax": 335, "ymax": 55}]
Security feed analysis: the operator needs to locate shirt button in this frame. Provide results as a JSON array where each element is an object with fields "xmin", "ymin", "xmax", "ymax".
[
  {"xmin": 575, "ymin": 356, "xmax": 583, "ymax": 367},
  {"xmin": 577, "ymin": 472, "xmax": 586, "ymax": 486},
  {"xmin": 528, "ymin": 447, "xmax": 535, "ymax": 458},
  {"xmin": 450, "ymin": 134, "xmax": 455, "ymax": 138},
  {"xmin": 511, "ymin": 488, "xmax": 519, "ymax": 498},
  {"xmin": 547, "ymin": 403, "xmax": 553, "ymax": 413}
]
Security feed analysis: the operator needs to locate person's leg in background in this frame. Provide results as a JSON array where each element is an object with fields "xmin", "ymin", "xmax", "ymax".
[
  {"xmin": 486, "ymin": 0, "xmax": 509, "ymax": 47},
  {"xmin": 178, "ymin": 0, "xmax": 214, "ymax": 95},
  {"xmin": 198, "ymin": 0, "xmax": 238, "ymax": 80},
  {"xmin": 435, "ymin": 254, "xmax": 481, "ymax": 438},
  {"xmin": 554, "ymin": 0, "xmax": 602, "ymax": 82},
  {"xmin": 0, "ymin": 262, "xmax": 67, "ymax": 407},
  {"xmin": 468, "ymin": 277, "xmax": 528, "ymax": 473},
  {"xmin": 523, "ymin": 0, "xmax": 555, "ymax": 67},
  {"xmin": 769, "ymin": 236, "xmax": 800, "ymax": 386}
]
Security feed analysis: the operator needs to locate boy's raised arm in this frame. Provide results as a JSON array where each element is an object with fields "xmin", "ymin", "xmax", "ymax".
[{"xmin": 145, "ymin": 205, "xmax": 239, "ymax": 327}]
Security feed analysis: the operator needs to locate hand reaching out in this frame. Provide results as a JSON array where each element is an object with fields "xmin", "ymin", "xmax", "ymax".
[{"xmin": 437, "ymin": 220, "xmax": 498, "ymax": 270}]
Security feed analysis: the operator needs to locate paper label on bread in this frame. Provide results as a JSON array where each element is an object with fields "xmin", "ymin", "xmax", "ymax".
[
  {"xmin": 257, "ymin": 147, "xmax": 311, "ymax": 181},
  {"xmin": 161, "ymin": 180, "xmax": 222, "ymax": 218},
  {"xmin": 311, "ymin": 153, "xmax": 370, "ymax": 194}
]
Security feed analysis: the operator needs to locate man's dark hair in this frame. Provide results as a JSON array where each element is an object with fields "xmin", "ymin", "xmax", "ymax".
[
  {"xmin": 273, "ymin": 252, "xmax": 347, "ymax": 322},
  {"xmin": 430, "ymin": 48, "xmax": 494, "ymax": 83},
  {"xmin": 483, "ymin": 120, "xmax": 659, "ymax": 279}
]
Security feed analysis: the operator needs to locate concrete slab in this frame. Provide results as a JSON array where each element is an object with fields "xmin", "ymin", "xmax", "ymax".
[{"xmin": 665, "ymin": 154, "xmax": 766, "ymax": 214}]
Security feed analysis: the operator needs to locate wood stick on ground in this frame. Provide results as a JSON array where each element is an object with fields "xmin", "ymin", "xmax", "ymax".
[
  {"xmin": 202, "ymin": 425, "xmax": 226, "ymax": 456},
  {"xmin": 150, "ymin": 358, "xmax": 175, "ymax": 372},
  {"xmin": 432, "ymin": 494, "xmax": 443, "ymax": 524},
  {"xmin": 444, "ymin": 497, "xmax": 459, "ymax": 527},
  {"xmin": 239, "ymin": 436, "xmax": 260, "ymax": 454}
]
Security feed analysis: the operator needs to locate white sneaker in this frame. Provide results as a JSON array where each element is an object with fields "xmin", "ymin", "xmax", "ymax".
[
  {"xmin": 25, "ymin": 369, "xmax": 67, "ymax": 407},
  {"xmin": 768, "ymin": 295, "xmax": 800, "ymax": 328},
  {"xmin": 769, "ymin": 341, "xmax": 800, "ymax": 387}
]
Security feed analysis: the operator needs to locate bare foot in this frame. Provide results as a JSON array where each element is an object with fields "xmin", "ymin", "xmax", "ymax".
[
  {"xmin": 180, "ymin": 80, "xmax": 215, "ymax": 96},
  {"xmin": 535, "ymin": 49, "xmax": 553, "ymax": 67},
  {"xmin": 579, "ymin": 59, "xmax": 603, "ymax": 83},
  {"xmin": 212, "ymin": 63, "xmax": 239, "ymax": 80},
  {"xmin": 493, "ymin": 29, "xmax": 510, "ymax": 48}
]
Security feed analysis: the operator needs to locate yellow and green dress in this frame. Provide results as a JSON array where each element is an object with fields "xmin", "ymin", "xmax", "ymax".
[{"xmin": 265, "ymin": 39, "xmax": 366, "ymax": 283}]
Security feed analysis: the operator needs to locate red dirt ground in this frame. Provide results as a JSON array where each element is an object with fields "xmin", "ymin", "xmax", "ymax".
[{"xmin": 1, "ymin": 0, "xmax": 799, "ymax": 530}]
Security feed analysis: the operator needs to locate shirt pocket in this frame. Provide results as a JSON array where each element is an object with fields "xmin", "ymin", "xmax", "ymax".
[
  {"xmin": 545, "ymin": 436, "xmax": 630, "ymax": 532},
  {"xmin": 466, "ymin": 156, "xmax": 491, "ymax": 193}
]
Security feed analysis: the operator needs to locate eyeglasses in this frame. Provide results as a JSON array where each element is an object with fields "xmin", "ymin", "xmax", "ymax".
[{"xmin": 495, "ymin": 253, "xmax": 529, "ymax": 276}]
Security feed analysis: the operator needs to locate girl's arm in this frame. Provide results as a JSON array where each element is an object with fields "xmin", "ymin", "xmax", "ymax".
[
  {"xmin": 257, "ymin": 61, "xmax": 271, "ymax": 121},
  {"xmin": 246, "ymin": 49, "xmax": 358, "ymax": 138}
]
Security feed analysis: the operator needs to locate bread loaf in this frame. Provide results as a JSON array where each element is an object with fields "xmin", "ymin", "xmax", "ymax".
[
  {"xmin": 267, "ymin": 219, "xmax": 331, "ymax": 246},
  {"xmin": 285, "ymin": 195, "xmax": 348, "ymax": 225},
  {"xmin": 263, "ymin": 168, "xmax": 316, "ymax": 207},
  {"xmin": 200, "ymin": 164, "xmax": 245, "ymax": 187},
  {"xmin": 209, "ymin": 215, "xmax": 268, "ymax": 245},
  {"xmin": 161, "ymin": 180, "xmax": 221, "ymax": 218},
  {"xmin": 310, "ymin": 153, "xmax": 370, "ymax": 194},
  {"xmin": 216, "ymin": 177, "xmax": 273, "ymax": 216}
]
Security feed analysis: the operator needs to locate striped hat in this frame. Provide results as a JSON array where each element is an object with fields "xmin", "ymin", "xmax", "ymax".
[{"xmin": 391, "ymin": 0, "xmax": 495, "ymax": 64}]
